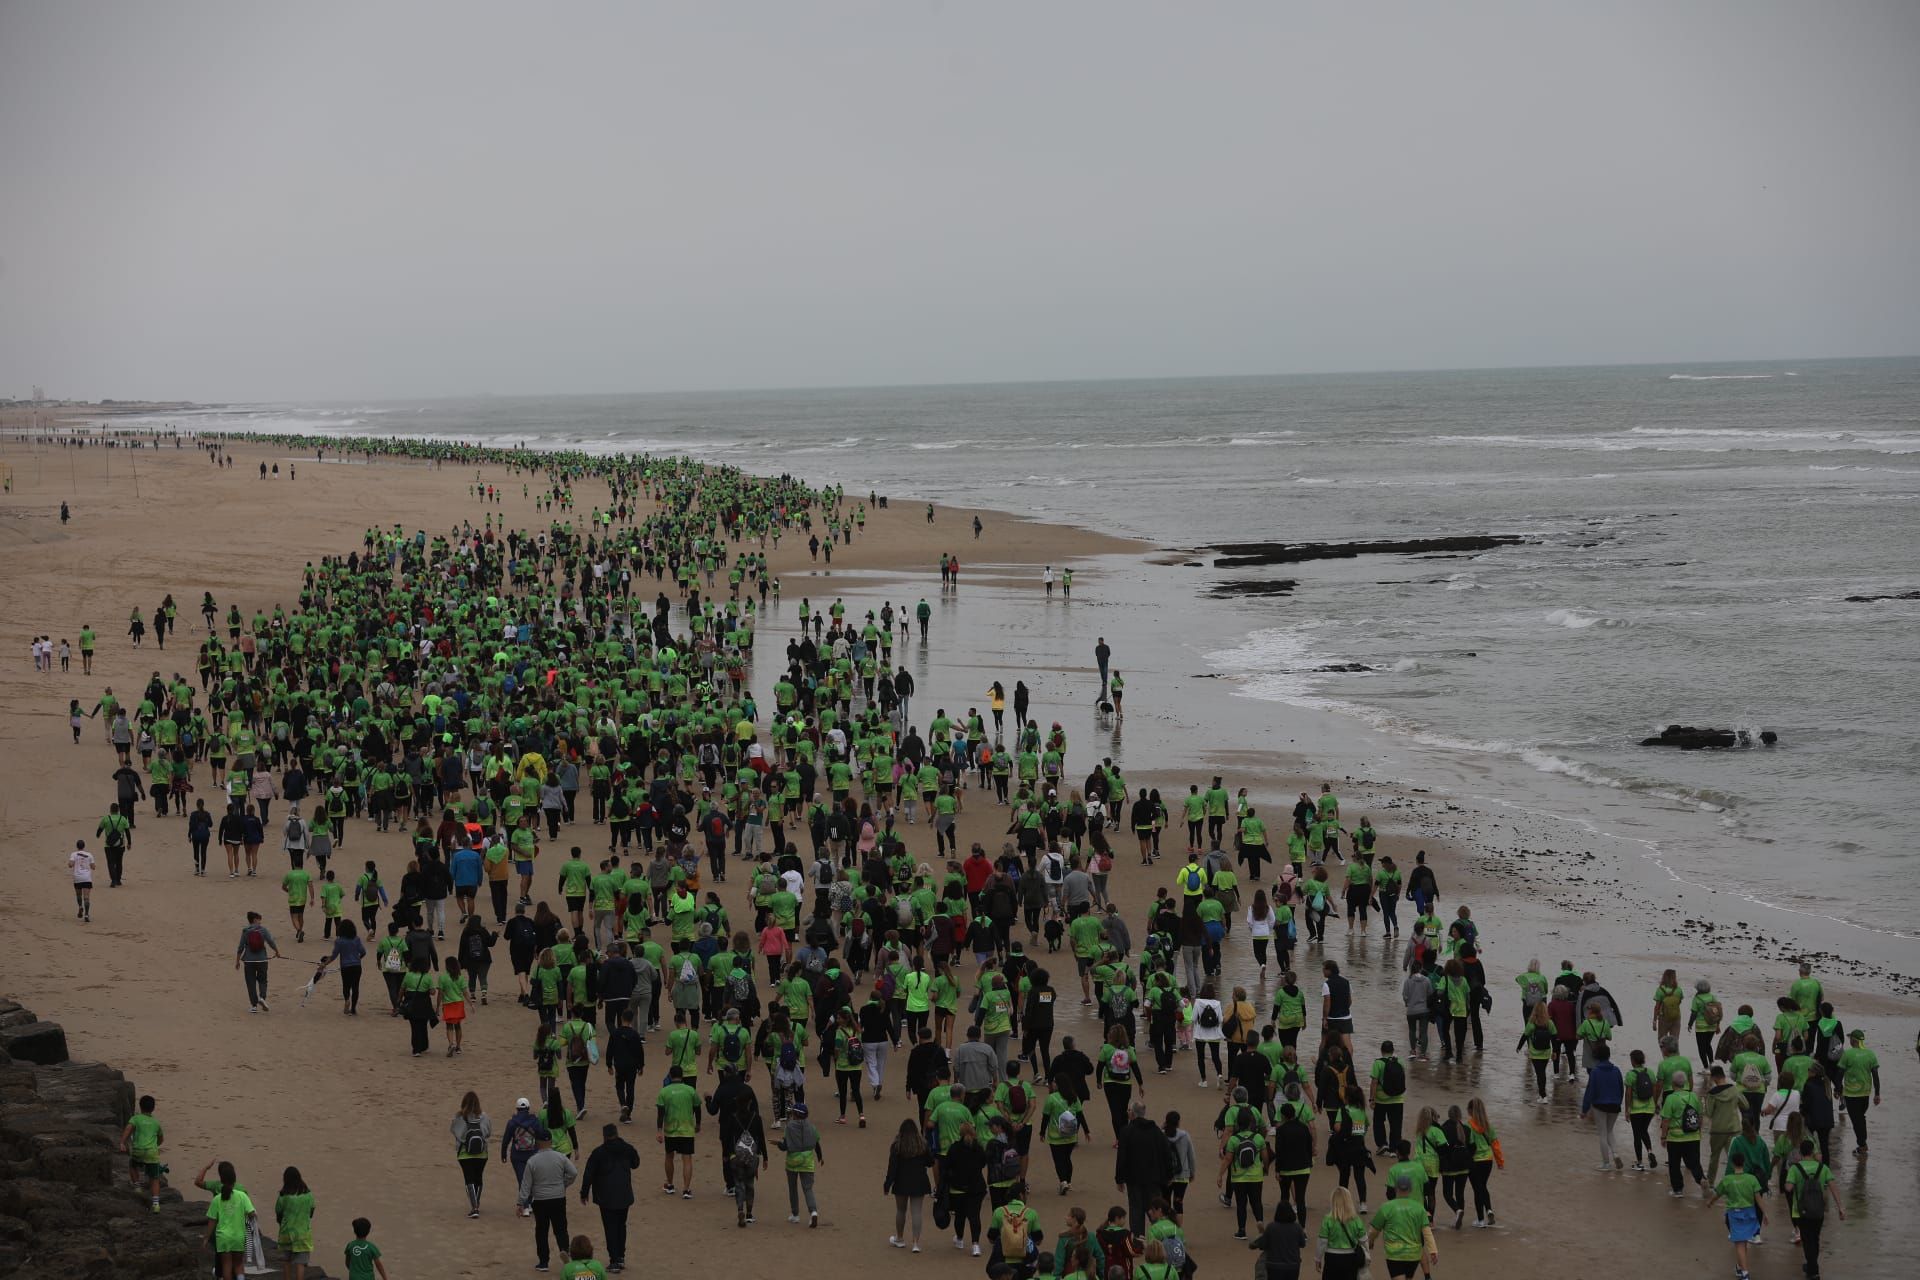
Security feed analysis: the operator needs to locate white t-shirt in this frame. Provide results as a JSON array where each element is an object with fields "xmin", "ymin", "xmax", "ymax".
[
  {"xmin": 1191, "ymin": 998, "xmax": 1226, "ymax": 1041},
  {"xmin": 1245, "ymin": 908, "xmax": 1274, "ymax": 938},
  {"xmin": 69, "ymin": 849, "xmax": 95, "ymax": 882}
]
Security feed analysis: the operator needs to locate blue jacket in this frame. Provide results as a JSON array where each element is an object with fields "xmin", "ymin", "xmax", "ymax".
[{"xmin": 1581, "ymin": 1060, "xmax": 1625, "ymax": 1111}]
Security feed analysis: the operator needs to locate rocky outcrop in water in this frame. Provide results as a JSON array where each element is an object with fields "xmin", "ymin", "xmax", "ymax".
[
  {"xmin": 1200, "ymin": 534, "xmax": 1525, "ymax": 570},
  {"xmin": 1842, "ymin": 590, "xmax": 1920, "ymax": 603},
  {"xmin": 0, "ymin": 997, "xmax": 331, "ymax": 1278},
  {"xmin": 1639, "ymin": 725, "xmax": 1778, "ymax": 749}
]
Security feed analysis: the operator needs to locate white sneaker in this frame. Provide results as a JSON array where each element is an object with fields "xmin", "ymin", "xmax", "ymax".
[
  {"xmin": 890, "ymin": 1237, "xmax": 906, "ymax": 1249},
  {"xmin": 971, "ymin": 1245, "xmax": 982, "ymax": 1257},
  {"xmin": 789, "ymin": 1215, "xmax": 800, "ymax": 1224},
  {"xmin": 954, "ymin": 1239, "xmax": 966, "ymax": 1251}
]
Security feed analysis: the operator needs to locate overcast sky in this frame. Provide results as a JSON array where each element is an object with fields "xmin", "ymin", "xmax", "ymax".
[{"xmin": 2, "ymin": 2, "xmax": 1917, "ymax": 402}]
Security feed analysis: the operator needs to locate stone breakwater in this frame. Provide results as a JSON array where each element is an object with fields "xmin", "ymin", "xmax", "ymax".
[{"xmin": 0, "ymin": 997, "xmax": 333, "ymax": 1279}]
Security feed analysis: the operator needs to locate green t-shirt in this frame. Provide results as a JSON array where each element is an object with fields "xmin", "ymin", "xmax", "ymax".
[
  {"xmin": 1838, "ymin": 1045, "xmax": 1878, "ymax": 1097},
  {"xmin": 205, "ymin": 1188, "xmax": 255, "ymax": 1250},
  {"xmin": 1659, "ymin": 1090, "xmax": 1702, "ymax": 1142},
  {"xmin": 274, "ymin": 1190, "xmax": 315, "ymax": 1253},
  {"xmin": 344, "ymin": 1238, "xmax": 383, "ymax": 1280},
  {"xmin": 1369, "ymin": 1197, "xmax": 1429, "ymax": 1262},
  {"xmin": 127, "ymin": 1113, "xmax": 163, "ymax": 1159},
  {"xmin": 656, "ymin": 1081, "xmax": 699, "ymax": 1137},
  {"xmin": 559, "ymin": 859, "xmax": 593, "ymax": 896},
  {"xmin": 562, "ymin": 1261, "xmax": 610, "ymax": 1280},
  {"xmin": 283, "ymin": 868, "xmax": 313, "ymax": 907},
  {"xmin": 1370, "ymin": 1056, "xmax": 1405, "ymax": 1104},
  {"xmin": 1714, "ymin": 1172, "xmax": 1762, "ymax": 1210}
]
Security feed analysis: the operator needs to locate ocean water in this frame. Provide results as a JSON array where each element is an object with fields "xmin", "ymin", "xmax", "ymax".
[{"xmin": 128, "ymin": 359, "xmax": 1920, "ymax": 949}]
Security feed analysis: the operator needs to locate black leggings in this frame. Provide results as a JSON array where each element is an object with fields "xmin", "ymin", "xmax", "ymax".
[
  {"xmin": 1530, "ymin": 1058, "xmax": 1548, "ymax": 1096},
  {"xmin": 1628, "ymin": 1113, "xmax": 1656, "ymax": 1163},
  {"xmin": 948, "ymin": 1189, "xmax": 984, "ymax": 1242},
  {"xmin": 340, "ymin": 965, "xmax": 361, "ymax": 1012},
  {"xmin": 1468, "ymin": 1161, "xmax": 1493, "ymax": 1217},
  {"xmin": 1337, "ymin": 1160, "xmax": 1367, "ymax": 1206},
  {"xmin": 1278, "ymin": 1172, "xmax": 1309, "ymax": 1220},
  {"xmin": 1048, "ymin": 1143, "xmax": 1074, "ymax": 1184},
  {"xmin": 1195, "ymin": 1040, "xmax": 1223, "ymax": 1080},
  {"xmin": 1103, "ymin": 1081, "xmax": 1132, "ymax": 1135},
  {"xmin": 836, "ymin": 1069, "xmax": 864, "ymax": 1117},
  {"xmin": 1230, "ymin": 1181, "xmax": 1263, "ymax": 1233},
  {"xmin": 1440, "ymin": 1173, "xmax": 1466, "ymax": 1217}
]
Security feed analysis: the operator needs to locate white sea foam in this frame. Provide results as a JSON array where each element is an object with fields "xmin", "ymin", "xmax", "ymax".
[{"xmin": 1666, "ymin": 373, "xmax": 1775, "ymax": 381}]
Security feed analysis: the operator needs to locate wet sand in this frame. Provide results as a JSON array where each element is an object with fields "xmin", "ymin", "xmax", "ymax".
[{"xmin": 0, "ymin": 431, "xmax": 1907, "ymax": 1278}]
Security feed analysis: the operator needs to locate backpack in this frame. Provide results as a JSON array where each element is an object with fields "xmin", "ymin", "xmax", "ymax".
[
  {"xmin": 804, "ymin": 950, "xmax": 826, "ymax": 976},
  {"xmin": 1439, "ymin": 1121, "xmax": 1472, "ymax": 1174},
  {"xmin": 510, "ymin": 1121, "xmax": 538, "ymax": 1155},
  {"xmin": 1824, "ymin": 1032, "xmax": 1845, "ymax": 1063},
  {"xmin": 721, "ymin": 1027, "xmax": 746, "ymax": 1061},
  {"xmin": 568, "ymin": 1033, "xmax": 590, "ymax": 1066},
  {"xmin": 1530, "ymin": 1024, "xmax": 1552, "ymax": 1052},
  {"xmin": 678, "ymin": 957, "xmax": 699, "ymax": 987},
  {"xmin": 991, "ymin": 1141, "xmax": 1023, "ymax": 1185},
  {"xmin": 1631, "ymin": 1069, "xmax": 1654, "ymax": 1103},
  {"xmin": 461, "ymin": 1119, "xmax": 487, "ymax": 1158},
  {"xmin": 778, "ymin": 1042, "xmax": 799, "ymax": 1072},
  {"xmin": 1739, "ymin": 1062, "xmax": 1763, "ymax": 1091},
  {"xmin": 1425, "ymin": 981, "xmax": 1446, "ymax": 1020},
  {"xmin": 1232, "ymin": 1128, "xmax": 1261, "ymax": 1172},
  {"xmin": 1054, "ymin": 1108, "xmax": 1080, "ymax": 1137},
  {"xmin": 1107, "ymin": 986, "xmax": 1133, "ymax": 1018},
  {"xmin": 1183, "ymin": 867, "xmax": 1202, "ymax": 893},
  {"xmin": 730, "ymin": 1131, "xmax": 760, "ymax": 1177},
  {"xmin": 536, "ymin": 1042, "xmax": 558, "ymax": 1073},
  {"xmin": 1380, "ymin": 1057, "xmax": 1406, "ymax": 1097},
  {"xmin": 1702, "ymin": 999, "xmax": 1723, "ymax": 1028},
  {"xmin": 1794, "ymin": 1162, "xmax": 1826, "ymax": 1221},
  {"xmin": 1198, "ymin": 1004, "xmax": 1220, "ymax": 1030},
  {"xmin": 1109, "ymin": 1048, "xmax": 1132, "ymax": 1076},
  {"xmin": 728, "ymin": 969, "xmax": 754, "ymax": 1005},
  {"xmin": 1000, "ymin": 1210, "xmax": 1033, "ymax": 1260},
  {"xmin": 462, "ymin": 931, "xmax": 487, "ymax": 966},
  {"xmin": 1006, "ymin": 1085, "xmax": 1028, "ymax": 1116},
  {"xmin": 244, "ymin": 924, "xmax": 266, "ymax": 953},
  {"xmin": 1679, "ymin": 1100, "xmax": 1701, "ymax": 1135},
  {"xmin": 1160, "ymin": 1232, "xmax": 1187, "ymax": 1271}
]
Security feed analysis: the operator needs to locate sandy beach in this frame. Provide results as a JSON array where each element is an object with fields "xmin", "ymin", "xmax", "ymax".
[{"xmin": 0, "ymin": 424, "xmax": 1908, "ymax": 1280}]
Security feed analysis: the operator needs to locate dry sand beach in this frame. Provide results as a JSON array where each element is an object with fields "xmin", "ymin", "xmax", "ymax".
[{"xmin": 0, "ymin": 425, "xmax": 1909, "ymax": 1279}]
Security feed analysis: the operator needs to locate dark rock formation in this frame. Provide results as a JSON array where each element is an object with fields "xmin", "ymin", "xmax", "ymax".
[
  {"xmin": 1200, "ymin": 534, "xmax": 1526, "ymax": 570},
  {"xmin": 1314, "ymin": 663, "xmax": 1374, "ymax": 673},
  {"xmin": 1207, "ymin": 579, "xmax": 1297, "ymax": 598},
  {"xmin": 1640, "ymin": 725, "xmax": 1778, "ymax": 749},
  {"xmin": 1843, "ymin": 590, "xmax": 1920, "ymax": 603},
  {"xmin": 0, "ymin": 997, "xmax": 331, "ymax": 1279}
]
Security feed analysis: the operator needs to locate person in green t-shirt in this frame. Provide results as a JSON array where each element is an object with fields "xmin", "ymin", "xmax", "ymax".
[
  {"xmin": 202, "ymin": 1162, "xmax": 256, "ymax": 1277},
  {"xmin": 1836, "ymin": 1029, "xmax": 1880, "ymax": 1154},
  {"xmin": 118, "ymin": 1093, "xmax": 166, "ymax": 1210},
  {"xmin": 655, "ymin": 1067, "xmax": 702, "ymax": 1194},
  {"xmin": 1366, "ymin": 1174, "xmax": 1435, "ymax": 1271},
  {"xmin": 343, "ymin": 1217, "xmax": 388, "ymax": 1280},
  {"xmin": 274, "ymin": 1168, "xmax": 316, "ymax": 1265},
  {"xmin": 1704, "ymin": 1150, "xmax": 1766, "ymax": 1276},
  {"xmin": 561, "ymin": 1234, "xmax": 609, "ymax": 1280},
  {"xmin": 1657, "ymin": 1074, "xmax": 1707, "ymax": 1195}
]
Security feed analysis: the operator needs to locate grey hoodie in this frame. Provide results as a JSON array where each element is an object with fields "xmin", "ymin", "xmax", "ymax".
[
  {"xmin": 518, "ymin": 1147, "xmax": 577, "ymax": 1204},
  {"xmin": 1400, "ymin": 972, "xmax": 1433, "ymax": 1017}
]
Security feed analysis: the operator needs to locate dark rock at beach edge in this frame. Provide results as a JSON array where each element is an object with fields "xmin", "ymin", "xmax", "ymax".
[
  {"xmin": 1640, "ymin": 724, "xmax": 1779, "ymax": 749},
  {"xmin": 1842, "ymin": 590, "xmax": 1920, "ymax": 603},
  {"xmin": 1191, "ymin": 534, "xmax": 1527, "ymax": 570}
]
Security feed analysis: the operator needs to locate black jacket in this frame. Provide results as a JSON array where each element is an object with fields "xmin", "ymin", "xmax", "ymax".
[
  {"xmin": 906, "ymin": 1042, "xmax": 951, "ymax": 1096},
  {"xmin": 885, "ymin": 1146, "xmax": 935, "ymax": 1198},
  {"xmin": 1114, "ymin": 1116, "xmax": 1174, "ymax": 1188},
  {"xmin": 580, "ymin": 1136, "xmax": 639, "ymax": 1208}
]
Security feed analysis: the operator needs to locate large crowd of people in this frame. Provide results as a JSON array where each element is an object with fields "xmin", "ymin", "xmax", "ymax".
[{"xmin": 49, "ymin": 431, "xmax": 1893, "ymax": 1280}]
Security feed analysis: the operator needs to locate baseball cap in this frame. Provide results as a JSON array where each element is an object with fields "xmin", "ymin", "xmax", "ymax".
[{"xmin": 516, "ymin": 1097, "xmax": 531, "ymax": 1110}]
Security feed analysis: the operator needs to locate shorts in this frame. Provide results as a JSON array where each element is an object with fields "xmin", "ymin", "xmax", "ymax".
[
  {"xmin": 1725, "ymin": 1206, "xmax": 1760, "ymax": 1243},
  {"xmin": 1387, "ymin": 1261, "xmax": 1419, "ymax": 1278},
  {"xmin": 515, "ymin": 860, "xmax": 534, "ymax": 876},
  {"xmin": 442, "ymin": 1000, "xmax": 466, "ymax": 1025},
  {"xmin": 285, "ymin": 1253, "xmax": 312, "ymax": 1266},
  {"xmin": 1326, "ymin": 1017, "xmax": 1354, "ymax": 1035},
  {"xmin": 1074, "ymin": 955, "xmax": 1094, "ymax": 975},
  {"xmin": 131, "ymin": 1157, "xmax": 163, "ymax": 1179},
  {"xmin": 75, "ymin": 880, "xmax": 93, "ymax": 890},
  {"xmin": 566, "ymin": 896, "xmax": 586, "ymax": 912},
  {"xmin": 665, "ymin": 1136, "xmax": 695, "ymax": 1155}
]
